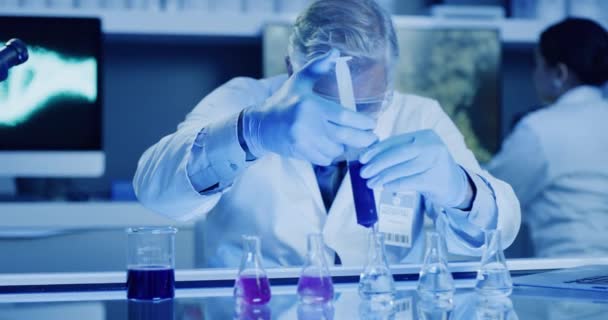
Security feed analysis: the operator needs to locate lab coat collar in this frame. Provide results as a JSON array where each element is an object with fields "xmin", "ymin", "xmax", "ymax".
[{"xmin": 555, "ymin": 85, "xmax": 604, "ymax": 106}]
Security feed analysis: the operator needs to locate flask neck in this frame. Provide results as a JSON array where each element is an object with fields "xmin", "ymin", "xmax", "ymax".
[
  {"xmin": 239, "ymin": 236, "xmax": 266, "ymax": 274},
  {"xmin": 305, "ymin": 233, "xmax": 329, "ymax": 268},
  {"xmin": 367, "ymin": 231, "xmax": 389, "ymax": 266},
  {"xmin": 424, "ymin": 231, "xmax": 449, "ymax": 265}
]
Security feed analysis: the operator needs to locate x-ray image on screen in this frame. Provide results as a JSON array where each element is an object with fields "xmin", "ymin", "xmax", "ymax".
[
  {"xmin": 263, "ymin": 24, "xmax": 501, "ymax": 163},
  {"xmin": 0, "ymin": 45, "xmax": 97, "ymax": 127},
  {"xmin": 0, "ymin": 16, "xmax": 101, "ymax": 151}
]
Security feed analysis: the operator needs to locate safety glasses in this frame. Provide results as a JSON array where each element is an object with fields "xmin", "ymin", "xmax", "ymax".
[{"xmin": 315, "ymin": 90, "xmax": 394, "ymax": 118}]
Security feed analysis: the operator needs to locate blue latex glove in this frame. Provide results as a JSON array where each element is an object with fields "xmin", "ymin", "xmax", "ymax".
[
  {"xmin": 242, "ymin": 49, "xmax": 378, "ymax": 166},
  {"xmin": 359, "ymin": 129, "xmax": 472, "ymax": 209}
]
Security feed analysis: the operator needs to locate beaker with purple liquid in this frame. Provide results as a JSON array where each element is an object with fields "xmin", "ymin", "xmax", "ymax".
[{"xmin": 126, "ymin": 227, "xmax": 177, "ymax": 301}]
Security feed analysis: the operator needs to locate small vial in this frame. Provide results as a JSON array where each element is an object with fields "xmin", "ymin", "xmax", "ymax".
[
  {"xmin": 349, "ymin": 160, "xmax": 379, "ymax": 228},
  {"xmin": 126, "ymin": 227, "xmax": 177, "ymax": 301},
  {"xmin": 358, "ymin": 231, "xmax": 395, "ymax": 306},
  {"xmin": 417, "ymin": 231, "xmax": 455, "ymax": 303},
  {"xmin": 234, "ymin": 235, "xmax": 272, "ymax": 305},
  {"xmin": 475, "ymin": 229, "xmax": 513, "ymax": 296},
  {"xmin": 297, "ymin": 233, "xmax": 334, "ymax": 304}
]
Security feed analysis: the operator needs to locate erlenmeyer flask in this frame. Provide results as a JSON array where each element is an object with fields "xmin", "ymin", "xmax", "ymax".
[
  {"xmin": 417, "ymin": 231, "xmax": 455, "ymax": 302},
  {"xmin": 234, "ymin": 235, "xmax": 271, "ymax": 305},
  {"xmin": 475, "ymin": 229, "xmax": 513, "ymax": 296},
  {"xmin": 297, "ymin": 233, "xmax": 334, "ymax": 304},
  {"xmin": 358, "ymin": 230, "xmax": 396, "ymax": 305}
]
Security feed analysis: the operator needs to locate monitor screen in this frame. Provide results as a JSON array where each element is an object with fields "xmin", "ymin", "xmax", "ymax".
[
  {"xmin": 0, "ymin": 16, "xmax": 102, "ymax": 151},
  {"xmin": 263, "ymin": 24, "xmax": 501, "ymax": 163}
]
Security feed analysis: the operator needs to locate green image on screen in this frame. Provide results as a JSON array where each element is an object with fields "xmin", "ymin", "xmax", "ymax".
[
  {"xmin": 0, "ymin": 44, "xmax": 97, "ymax": 127},
  {"xmin": 263, "ymin": 24, "xmax": 501, "ymax": 163}
]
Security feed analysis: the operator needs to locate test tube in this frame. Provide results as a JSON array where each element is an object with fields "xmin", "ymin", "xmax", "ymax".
[
  {"xmin": 126, "ymin": 227, "xmax": 177, "ymax": 301},
  {"xmin": 335, "ymin": 56, "xmax": 379, "ymax": 228}
]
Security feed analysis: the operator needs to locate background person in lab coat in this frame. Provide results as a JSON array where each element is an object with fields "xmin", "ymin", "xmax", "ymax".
[
  {"xmin": 134, "ymin": 0, "xmax": 520, "ymax": 268},
  {"xmin": 487, "ymin": 18, "xmax": 608, "ymax": 258}
]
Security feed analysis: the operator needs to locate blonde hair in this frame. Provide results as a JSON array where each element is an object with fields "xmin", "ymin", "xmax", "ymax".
[{"xmin": 288, "ymin": 0, "xmax": 399, "ymax": 70}]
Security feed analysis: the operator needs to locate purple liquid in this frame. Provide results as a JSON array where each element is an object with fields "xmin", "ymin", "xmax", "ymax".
[
  {"xmin": 234, "ymin": 275, "xmax": 271, "ymax": 305},
  {"xmin": 349, "ymin": 161, "xmax": 378, "ymax": 228},
  {"xmin": 127, "ymin": 267, "xmax": 175, "ymax": 300},
  {"xmin": 297, "ymin": 275, "xmax": 334, "ymax": 303}
]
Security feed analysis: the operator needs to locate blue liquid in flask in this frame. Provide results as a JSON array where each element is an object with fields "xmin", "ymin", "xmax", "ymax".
[
  {"xmin": 127, "ymin": 267, "xmax": 175, "ymax": 300},
  {"xmin": 349, "ymin": 160, "xmax": 378, "ymax": 228}
]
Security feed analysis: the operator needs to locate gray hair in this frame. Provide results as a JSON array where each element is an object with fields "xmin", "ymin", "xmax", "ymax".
[{"xmin": 288, "ymin": 0, "xmax": 399, "ymax": 69}]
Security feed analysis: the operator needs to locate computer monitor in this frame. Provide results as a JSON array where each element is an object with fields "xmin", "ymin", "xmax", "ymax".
[
  {"xmin": 0, "ymin": 16, "xmax": 104, "ymax": 177},
  {"xmin": 263, "ymin": 23, "xmax": 501, "ymax": 163}
]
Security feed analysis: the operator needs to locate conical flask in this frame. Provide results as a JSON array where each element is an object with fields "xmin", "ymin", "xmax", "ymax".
[
  {"xmin": 417, "ymin": 231, "xmax": 455, "ymax": 303},
  {"xmin": 358, "ymin": 230, "xmax": 396, "ymax": 305},
  {"xmin": 475, "ymin": 229, "xmax": 513, "ymax": 296},
  {"xmin": 297, "ymin": 233, "xmax": 334, "ymax": 304},
  {"xmin": 234, "ymin": 235, "xmax": 271, "ymax": 305}
]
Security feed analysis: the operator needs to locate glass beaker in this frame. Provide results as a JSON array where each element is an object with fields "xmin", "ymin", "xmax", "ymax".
[
  {"xmin": 297, "ymin": 233, "xmax": 334, "ymax": 304},
  {"xmin": 417, "ymin": 231, "xmax": 455, "ymax": 302},
  {"xmin": 475, "ymin": 229, "xmax": 513, "ymax": 296},
  {"xmin": 358, "ymin": 231, "xmax": 396, "ymax": 306},
  {"xmin": 126, "ymin": 227, "xmax": 177, "ymax": 301},
  {"xmin": 234, "ymin": 235, "xmax": 272, "ymax": 305}
]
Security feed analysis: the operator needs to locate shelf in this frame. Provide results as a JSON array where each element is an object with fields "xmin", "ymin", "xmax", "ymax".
[
  {"xmin": 0, "ymin": 202, "xmax": 193, "ymax": 229},
  {"xmin": 1, "ymin": 9, "xmax": 549, "ymax": 43}
]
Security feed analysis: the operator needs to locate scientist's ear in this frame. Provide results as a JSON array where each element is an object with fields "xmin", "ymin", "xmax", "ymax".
[
  {"xmin": 552, "ymin": 62, "xmax": 569, "ymax": 91},
  {"xmin": 285, "ymin": 56, "xmax": 294, "ymax": 76}
]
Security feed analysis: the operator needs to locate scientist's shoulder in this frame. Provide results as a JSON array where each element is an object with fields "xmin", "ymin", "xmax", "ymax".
[{"xmin": 394, "ymin": 91, "xmax": 446, "ymax": 118}]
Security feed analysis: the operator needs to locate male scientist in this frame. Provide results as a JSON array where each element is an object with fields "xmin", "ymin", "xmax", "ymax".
[{"xmin": 134, "ymin": 0, "xmax": 520, "ymax": 268}]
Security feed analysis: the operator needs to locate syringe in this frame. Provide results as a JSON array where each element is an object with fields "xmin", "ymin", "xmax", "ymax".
[{"xmin": 335, "ymin": 56, "xmax": 379, "ymax": 229}]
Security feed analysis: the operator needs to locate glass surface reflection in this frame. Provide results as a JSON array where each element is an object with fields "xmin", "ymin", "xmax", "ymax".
[
  {"xmin": 128, "ymin": 299, "xmax": 175, "ymax": 320},
  {"xmin": 297, "ymin": 302, "xmax": 334, "ymax": 320},
  {"xmin": 1, "ymin": 283, "xmax": 608, "ymax": 319}
]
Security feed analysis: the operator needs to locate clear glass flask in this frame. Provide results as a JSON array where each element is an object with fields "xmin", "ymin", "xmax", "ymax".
[
  {"xmin": 126, "ymin": 227, "xmax": 177, "ymax": 301},
  {"xmin": 417, "ymin": 231, "xmax": 455, "ymax": 303},
  {"xmin": 234, "ymin": 235, "xmax": 272, "ymax": 305},
  {"xmin": 475, "ymin": 229, "xmax": 513, "ymax": 296},
  {"xmin": 358, "ymin": 231, "xmax": 396, "ymax": 305},
  {"xmin": 297, "ymin": 233, "xmax": 334, "ymax": 304}
]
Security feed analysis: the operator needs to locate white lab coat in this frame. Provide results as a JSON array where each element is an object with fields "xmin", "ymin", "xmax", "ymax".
[
  {"xmin": 134, "ymin": 75, "xmax": 520, "ymax": 268},
  {"xmin": 487, "ymin": 86, "xmax": 608, "ymax": 257}
]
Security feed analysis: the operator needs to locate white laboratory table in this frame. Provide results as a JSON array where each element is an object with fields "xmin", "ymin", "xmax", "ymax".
[{"xmin": 0, "ymin": 258, "xmax": 606, "ymax": 319}]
